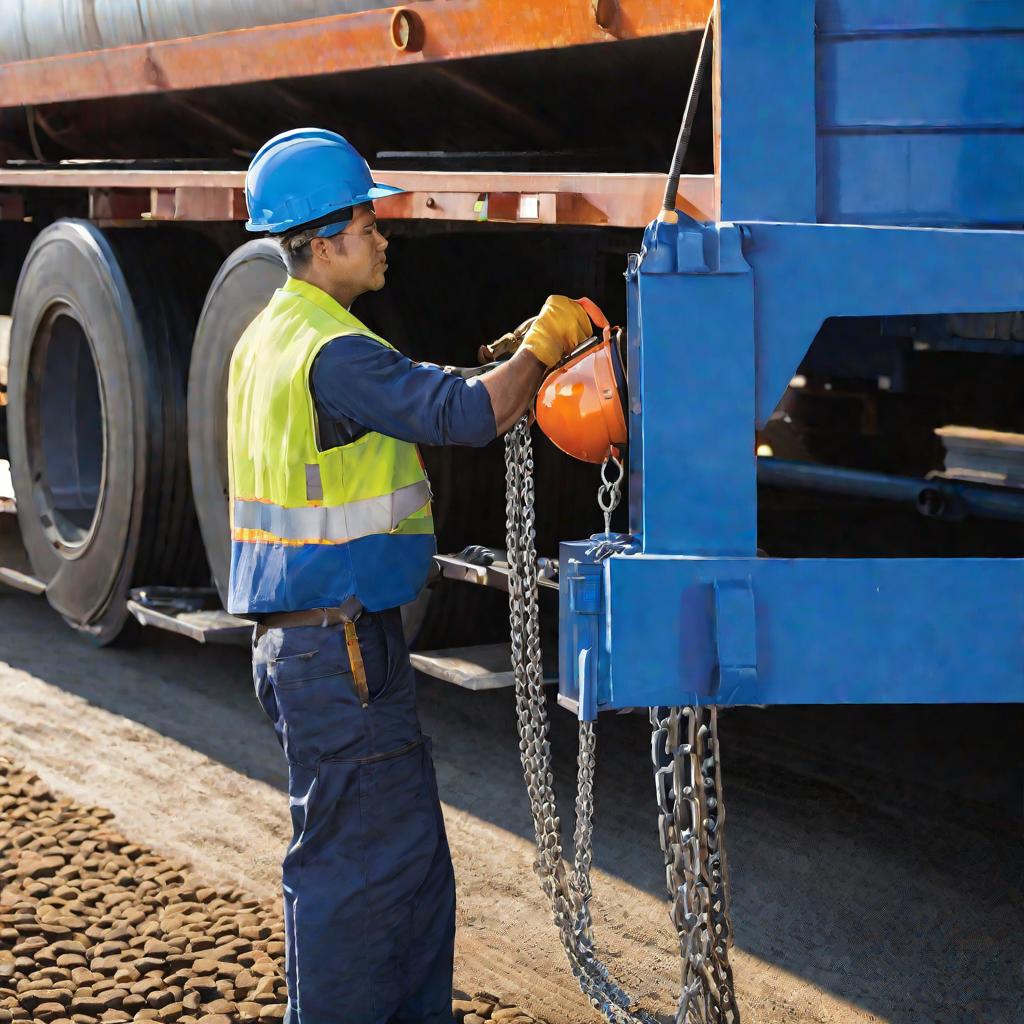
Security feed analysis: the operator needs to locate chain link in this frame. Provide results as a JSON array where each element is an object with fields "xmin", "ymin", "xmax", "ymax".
[
  {"xmin": 504, "ymin": 415, "xmax": 740, "ymax": 1024},
  {"xmin": 597, "ymin": 454, "xmax": 625, "ymax": 536}
]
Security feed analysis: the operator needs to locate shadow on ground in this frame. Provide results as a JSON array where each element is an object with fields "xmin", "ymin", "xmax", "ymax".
[{"xmin": 1, "ymin": 588, "xmax": 1021, "ymax": 1023}]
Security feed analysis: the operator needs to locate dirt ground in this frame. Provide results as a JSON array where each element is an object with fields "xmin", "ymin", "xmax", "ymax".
[{"xmin": 0, "ymin": 579, "xmax": 1021, "ymax": 1024}]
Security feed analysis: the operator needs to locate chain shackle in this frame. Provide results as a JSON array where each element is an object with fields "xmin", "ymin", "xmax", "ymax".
[{"xmin": 597, "ymin": 453, "xmax": 625, "ymax": 535}]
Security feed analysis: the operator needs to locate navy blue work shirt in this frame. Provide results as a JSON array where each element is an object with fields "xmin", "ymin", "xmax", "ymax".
[{"xmin": 310, "ymin": 335, "xmax": 497, "ymax": 449}]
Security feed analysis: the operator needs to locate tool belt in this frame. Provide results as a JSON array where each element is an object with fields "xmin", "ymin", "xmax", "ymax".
[{"xmin": 254, "ymin": 597, "xmax": 363, "ymax": 636}]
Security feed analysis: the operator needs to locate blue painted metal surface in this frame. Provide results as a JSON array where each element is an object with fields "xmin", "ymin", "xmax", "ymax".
[
  {"xmin": 745, "ymin": 223, "xmax": 1024, "ymax": 422},
  {"xmin": 626, "ymin": 218, "xmax": 756, "ymax": 555},
  {"xmin": 560, "ymin": 550, "xmax": 606, "ymax": 722},
  {"xmin": 817, "ymin": 20, "xmax": 1024, "ymax": 226},
  {"xmin": 717, "ymin": 0, "xmax": 817, "ymax": 223},
  {"xmin": 562, "ymin": 551, "xmax": 1024, "ymax": 711},
  {"xmin": 718, "ymin": 0, "xmax": 1024, "ymax": 227},
  {"xmin": 557, "ymin": 0, "xmax": 1024, "ymax": 714}
]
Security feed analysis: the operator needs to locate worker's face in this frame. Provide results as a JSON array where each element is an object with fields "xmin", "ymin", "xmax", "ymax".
[{"xmin": 314, "ymin": 203, "xmax": 389, "ymax": 299}]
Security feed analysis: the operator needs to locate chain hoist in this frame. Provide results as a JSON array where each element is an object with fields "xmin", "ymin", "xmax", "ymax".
[{"xmin": 504, "ymin": 415, "xmax": 740, "ymax": 1024}]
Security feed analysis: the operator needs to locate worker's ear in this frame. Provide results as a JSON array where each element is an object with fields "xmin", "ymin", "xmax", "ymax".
[
  {"xmin": 314, "ymin": 232, "xmax": 349, "ymax": 265},
  {"xmin": 309, "ymin": 236, "xmax": 333, "ymax": 264}
]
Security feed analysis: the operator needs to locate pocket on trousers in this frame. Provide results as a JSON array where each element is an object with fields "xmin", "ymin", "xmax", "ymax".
[
  {"xmin": 368, "ymin": 610, "xmax": 410, "ymax": 706},
  {"xmin": 267, "ymin": 633, "xmax": 363, "ymax": 765},
  {"xmin": 252, "ymin": 667, "xmax": 279, "ymax": 724},
  {"xmin": 271, "ymin": 635, "xmax": 345, "ymax": 690},
  {"xmin": 272, "ymin": 670, "xmax": 362, "ymax": 766}
]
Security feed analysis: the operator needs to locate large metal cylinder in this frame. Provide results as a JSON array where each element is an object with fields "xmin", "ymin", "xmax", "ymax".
[{"xmin": 0, "ymin": 0, "xmax": 395, "ymax": 63}]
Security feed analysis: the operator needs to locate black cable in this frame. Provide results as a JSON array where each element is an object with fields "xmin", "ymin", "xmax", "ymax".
[{"xmin": 662, "ymin": 7, "xmax": 715, "ymax": 214}]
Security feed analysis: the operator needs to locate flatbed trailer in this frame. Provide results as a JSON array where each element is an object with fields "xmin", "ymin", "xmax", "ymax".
[{"xmin": 0, "ymin": 0, "xmax": 717, "ymax": 678}]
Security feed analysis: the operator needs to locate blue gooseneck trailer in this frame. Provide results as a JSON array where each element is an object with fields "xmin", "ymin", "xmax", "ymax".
[{"xmin": 560, "ymin": 0, "xmax": 1024, "ymax": 714}]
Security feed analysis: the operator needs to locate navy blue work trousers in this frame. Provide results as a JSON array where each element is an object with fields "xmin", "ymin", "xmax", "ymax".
[{"xmin": 252, "ymin": 608, "xmax": 456, "ymax": 1024}]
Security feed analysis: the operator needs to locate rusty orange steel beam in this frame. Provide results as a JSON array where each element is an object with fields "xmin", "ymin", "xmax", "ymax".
[
  {"xmin": 0, "ymin": 170, "xmax": 243, "ymax": 189},
  {"xmin": 0, "ymin": 169, "xmax": 715, "ymax": 225},
  {"xmin": 375, "ymin": 170, "xmax": 714, "ymax": 225},
  {"xmin": 0, "ymin": 0, "xmax": 708, "ymax": 110}
]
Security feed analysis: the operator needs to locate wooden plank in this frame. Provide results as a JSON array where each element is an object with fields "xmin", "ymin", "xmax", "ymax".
[
  {"xmin": 410, "ymin": 644, "xmax": 518, "ymax": 690},
  {"xmin": 410, "ymin": 643, "xmax": 556, "ymax": 690},
  {"xmin": 125, "ymin": 600, "xmax": 253, "ymax": 645},
  {"xmin": 0, "ymin": 568, "xmax": 46, "ymax": 596}
]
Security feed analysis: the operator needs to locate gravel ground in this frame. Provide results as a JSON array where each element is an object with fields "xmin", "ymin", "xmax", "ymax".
[
  {"xmin": 0, "ymin": 541, "xmax": 1022, "ymax": 1024},
  {"xmin": 0, "ymin": 757, "xmax": 289, "ymax": 1023},
  {"xmin": 0, "ymin": 757, "xmax": 543, "ymax": 1024}
]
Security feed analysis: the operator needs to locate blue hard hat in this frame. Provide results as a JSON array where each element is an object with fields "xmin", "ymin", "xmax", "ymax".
[{"xmin": 245, "ymin": 128, "xmax": 404, "ymax": 234}]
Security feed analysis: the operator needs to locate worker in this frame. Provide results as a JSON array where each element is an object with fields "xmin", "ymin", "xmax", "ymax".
[{"xmin": 227, "ymin": 128, "xmax": 593, "ymax": 1024}]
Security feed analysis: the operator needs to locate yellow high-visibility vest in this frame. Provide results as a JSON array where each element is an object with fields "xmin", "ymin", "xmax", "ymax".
[{"xmin": 226, "ymin": 276, "xmax": 435, "ymax": 614}]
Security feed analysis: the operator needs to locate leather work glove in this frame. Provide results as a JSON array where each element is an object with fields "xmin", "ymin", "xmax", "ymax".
[{"xmin": 520, "ymin": 295, "xmax": 593, "ymax": 368}]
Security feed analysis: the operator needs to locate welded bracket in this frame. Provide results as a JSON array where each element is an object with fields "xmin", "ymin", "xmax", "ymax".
[
  {"xmin": 712, "ymin": 578, "xmax": 757, "ymax": 701},
  {"xmin": 566, "ymin": 557, "xmax": 603, "ymax": 721},
  {"xmin": 626, "ymin": 214, "xmax": 756, "ymax": 558},
  {"xmin": 594, "ymin": 554, "xmax": 1024, "ymax": 706}
]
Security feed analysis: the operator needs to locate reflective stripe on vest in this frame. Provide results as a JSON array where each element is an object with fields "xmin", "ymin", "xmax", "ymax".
[{"xmin": 232, "ymin": 478, "xmax": 431, "ymax": 545}]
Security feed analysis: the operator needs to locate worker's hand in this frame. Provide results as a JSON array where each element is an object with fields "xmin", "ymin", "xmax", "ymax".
[
  {"xmin": 520, "ymin": 295, "xmax": 593, "ymax": 369},
  {"xmin": 477, "ymin": 316, "xmax": 536, "ymax": 364}
]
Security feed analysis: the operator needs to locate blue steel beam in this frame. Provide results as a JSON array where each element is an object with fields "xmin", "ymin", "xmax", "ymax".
[
  {"xmin": 717, "ymin": 0, "xmax": 817, "ymax": 223},
  {"xmin": 558, "ymin": 547, "xmax": 1024, "ymax": 712},
  {"xmin": 745, "ymin": 223, "xmax": 1024, "ymax": 424},
  {"xmin": 627, "ymin": 218, "xmax": 755, "ymax": 556},
  {"xmin": 584, "ymin": 214, "xmax": 1024, "ymax": 715},
  {"xmin": 627, "ymin": 216, "xmax": 1024, "ymax": 549}
]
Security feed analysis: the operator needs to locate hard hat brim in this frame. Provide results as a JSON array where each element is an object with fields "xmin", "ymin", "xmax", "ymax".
[
  {"xmin": 245, "ymin": 181, "xmax": 405, "ymax": 233},
  {"xmin": 364, "ymin": 182, "xmax": 405, "ymax": 200}
]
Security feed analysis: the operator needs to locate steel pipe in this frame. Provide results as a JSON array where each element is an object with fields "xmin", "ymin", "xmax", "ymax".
[
  {"xmin": 758, "ymin": 458, "xmax": 1024, "ymax": 523},
  {"xmin": 0, "ymin": 1, "xmax": 395, "ymax": 63}
]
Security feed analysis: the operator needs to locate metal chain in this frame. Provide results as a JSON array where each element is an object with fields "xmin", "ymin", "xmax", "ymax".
[
  {"xmin": 504, "ymin": 415, "xmax": 740, "ymax": 1024},
  {"xmin": 505, "ymin": 417, "xmax": 652, "ymax": 1024},
  {"xmin": 597, "ymin": 454, "xmax": 625, "ymax": 536},
  {"xmin": 650, "ymin": 707, "xmax": 740, "ymax": 1024}
]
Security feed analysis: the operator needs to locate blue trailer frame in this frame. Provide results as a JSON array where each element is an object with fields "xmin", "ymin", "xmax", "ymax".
[{"xmin": 560, "ymin": 0, "xmax": 1024, "ymax": 714}]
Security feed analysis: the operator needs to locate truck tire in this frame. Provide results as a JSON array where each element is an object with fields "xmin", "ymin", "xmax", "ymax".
[
  {"xmin": 0, "ymin": 224, "xmax": 36, "ymax": 462},
  {"xmin": 188, "ymin": 238, "xmax": 287, "ymax": 605},
  {"xmin": 6, "ymin": 221, "xmax": 215, "ymax": 644}
]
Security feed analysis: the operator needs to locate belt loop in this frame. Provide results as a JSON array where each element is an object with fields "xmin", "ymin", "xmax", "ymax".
[{"xmin": 320, "ymin": 606, "xmax": 329, "ymax": 628}]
